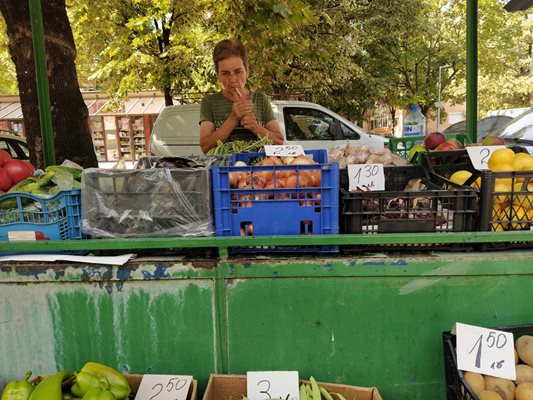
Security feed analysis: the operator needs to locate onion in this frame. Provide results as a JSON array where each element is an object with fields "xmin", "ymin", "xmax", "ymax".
[
  {"xmin": 229, "ymin": 172, "xmax": 238, "ymax": 187},
  {"xmin": 298, "ymin": 171, "xmax": 313, "ymax": 187},
  {"xmin": 237, "ymin": 176, "xmax": 248, "ymax": 188},
  {"xmin": 252, "ymin": 175, "xmax": 266, "ymax": 188},
  {"xmin": 284, "ymin": 174, "xmax": 297, "ymax": 188},
  {"xmin": 268, "ymin": 156, "xmax": 283, "ymax": 165},
  {"xmin": 290, "ymin": 155, "xmax": 316, "ymax": 165},
  {"xmin": 234, "ymin": 161, "xmax": 247, "ymax": 166},
  {"xmin": 310, "ymin": 171, "xmax": 321, "ymax": 186}
]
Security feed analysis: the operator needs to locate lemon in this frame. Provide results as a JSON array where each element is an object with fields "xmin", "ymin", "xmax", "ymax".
[
  {"xmin": 510, "ymin": 205, "xmax": 529, "ymax": 230},
  {"xmin": 491, "ymin": 202, "xmax": 510, "ymax": 231},
  {"xmin": 512, "ymin": 153, "xmax": 533, "ymax": 171},
  {"xmin": 494, "ymin": 181, "xmax": 512, "ymax": 206},
  {"xmin": 449, "ymin": 170, "xmax": 472, "ymax": 185},
  {"xmin": 488, "ymin": 148, "xmax": 515, "ymax": 171}
]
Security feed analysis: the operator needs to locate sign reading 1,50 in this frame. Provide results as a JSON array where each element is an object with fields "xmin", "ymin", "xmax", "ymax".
[
  {"xmin": 470, "ymin": 331, "xmax": 508, "ymax": 369},
  {"xmin": 352, "ymin": 164, "xmax": 380, "ymax": 185}
]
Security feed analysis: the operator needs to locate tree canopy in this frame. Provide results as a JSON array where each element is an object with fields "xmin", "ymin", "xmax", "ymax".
[{"xmin": 1, "ymin": 0, "xmax": 531, "ymax": 122}]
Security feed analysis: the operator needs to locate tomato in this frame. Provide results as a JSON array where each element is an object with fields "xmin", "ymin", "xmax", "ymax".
[
  {"xmin": 0, "ymin": 167, "xmax": 12, "ymax": 191},
  {"xmin": 25, "ymin": 161, "xmax": 35, "ymax": 176},
  {"xmin": 0, "ymin": 150, "xmax": 12, "ymax": 167},
  {"xmin": 4, "ymin": 159, "xmax": 32, "ymax": 184}
]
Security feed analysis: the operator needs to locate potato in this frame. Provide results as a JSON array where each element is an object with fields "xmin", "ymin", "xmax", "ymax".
[
  {"xmin": 464, "ymin": 371, "xmax": 485, "ymax": 396},
  {"xmin": 515, "ymin": 364, "xmax": 533, "ymax": 385},
  {"xmin": 516, "ymin": 335, "xmax": 533, "ymax": 367},
  {"xmin": 515, "ymin": 382, "xmax": 533, "ymax": 400},
  {"xmin": 484, "ymin": 376, "xmax": 515, "ymax": 400},
  {"xmin": 479, "ymin": 391, "xmax": 504, "ymax": 400},
  {"xmin": 516, "ymin": 349, "xmax": 519, "ymax": 365}
]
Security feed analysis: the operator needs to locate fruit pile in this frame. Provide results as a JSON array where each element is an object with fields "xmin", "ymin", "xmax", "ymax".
[
  {"xmin": 407, "ymin": 131, "xmax": 465, "ymax": 162},
  {"xmin": 486, "ymin": 148, "xmax": 533, "ymax": 232}
]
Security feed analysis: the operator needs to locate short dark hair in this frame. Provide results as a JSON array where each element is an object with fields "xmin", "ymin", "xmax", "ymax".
[{"xmin": 213, "ymin": 39, "xmax": 249, "ymax": 73}]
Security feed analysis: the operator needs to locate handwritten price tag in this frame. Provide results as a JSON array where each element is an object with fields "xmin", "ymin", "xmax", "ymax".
[
  {"xmin": 134, "ymin": 375, "xmax": 192, "ymax": 400},
  {"xmin": 347, "ymin": 164, "xmax": 385, "ymax": 192},
  {"xmin": 264, "ymin": 145, "xmax": 304, "ymax": 157},
  {"xmin": 466, "ymin": 146, "xmax": 506, "ymax": 170},
  {"xmin": 247, "ymin": 371, "xmax": 299, "ymax": 400},
  {"xmin": 456, "ymin": 322, "xmax": 516, "ymax": 380}
]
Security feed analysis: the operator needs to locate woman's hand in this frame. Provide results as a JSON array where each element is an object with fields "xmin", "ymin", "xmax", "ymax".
[
  {"xmin": 230, "ymin": 99, "xmax": 253, "ymax": 120},
  {"xmin": 241, "ymin": 111, "xmax": 259, "ymax": 133}
]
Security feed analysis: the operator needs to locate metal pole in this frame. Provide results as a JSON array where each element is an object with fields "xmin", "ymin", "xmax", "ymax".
[
  {"xmin": 466, "ymin": 0, "xmax": 478, "ymax": 144},
  {"xmin": 28, "ymin": 0, "xmax": 56, "ymax": 166},
  {"xmin": 437, "ymin": 65, "xmax": 451, "ymax": 133}
]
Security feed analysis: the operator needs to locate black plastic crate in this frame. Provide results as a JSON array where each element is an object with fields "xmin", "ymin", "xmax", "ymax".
[
  {"xmin": 340, "ymin": 164, "xmax": 476, "ymax": 235},
  {"xmin": 420, "ymin": 149, "xmax": 481, "ymax": 190},
  {"xmin": 443, "ymin": 324, "xmax": 533, "ymax": 400},
  {"xmin": 339, "ymin": 165, "xmax": 424, "ymax": 191},
  {"xmin": 478, "ymin": 170, "xmax": 533, "ymax": 232}
]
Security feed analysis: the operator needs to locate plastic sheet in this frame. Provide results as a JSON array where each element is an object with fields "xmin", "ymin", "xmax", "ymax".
[{"xmin": 81, "ymin": 167, "xmax": 214, "ymax": 238}]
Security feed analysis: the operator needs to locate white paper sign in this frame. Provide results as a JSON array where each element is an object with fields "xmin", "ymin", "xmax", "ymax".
[
  {"xmin": 7, "ymin": 231, "xmax": 37, "ymax": 241},
  {"xmin": 456, "ymin": 322, "xmax": 516, "ymax": 380},
  {"xmin": 134, "ymin": 375, "xmax": 192, "ymax": 400},
  {"xmin": 347, "ymin": 164, "xmax": 385, "ymax": 191},
  {"xmin": 466, "ymin": 146, "xmax": 506, "ymax": 170},
  {"xmin": 264, "ymin": 145, "xmax": 305, "ymax": 157},
  {"xmin": 247, "ymin": 371, "xmax": 299, "ymax": 400}
]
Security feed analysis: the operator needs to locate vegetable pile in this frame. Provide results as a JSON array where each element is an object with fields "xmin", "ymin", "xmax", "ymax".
[
  {"xmin": 328, "ymin": 142, "xmax": 407, "ymax": 168},
  {"xmin": 0, "ymin": 149, "xmax": 35, "ymax": 193},
  {"xmin": 207, "ymin": 136, "xmax": 272, "ymax": 155},
  {"xmin": 0, "ymin": 165, "xmax": 82, "ymax": 210},
  {"xmin": 0, "ymin": 362, "xmax": 131, "ymax": 400},
  {"xmin": 228, "ymin": 154, "xmax": 322, "ymax": 190}
]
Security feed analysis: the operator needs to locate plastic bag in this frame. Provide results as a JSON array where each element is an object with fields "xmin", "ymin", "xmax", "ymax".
[{"xmin": 81, "ymin": 167, "xmax": 214, "ymax": 238}]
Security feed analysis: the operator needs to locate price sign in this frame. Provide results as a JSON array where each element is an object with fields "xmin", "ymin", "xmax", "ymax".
[
  {"xmin": 347, "ymin": 164, "xmax": 385, "ymax": 192},
  {"xmin": 134, "ymin": 375, "xmax": 192, "ymax": 400},
  {"xmin": 456, "ymin": 322, "xmax": 516, "ymax": 380},
  {"xmin": 466, "ymin": 146, "xmax": 506, "ymax": 170},
  {"xmin": 264, "ymin": 145, "xmax": 305, "ymax": 157},
  {"xmin": 247, "ymin": 371, "xmax": 299, "ymax": 400}
]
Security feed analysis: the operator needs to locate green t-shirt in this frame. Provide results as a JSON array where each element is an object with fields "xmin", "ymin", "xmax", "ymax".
[{"xmin": 199, "ymin": 91, "xmax": 275, "ymax": 142}]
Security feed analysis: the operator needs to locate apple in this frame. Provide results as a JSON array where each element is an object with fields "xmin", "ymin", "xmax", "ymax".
[
  {"xmin": 447, "ymin": 138, "xmax": 464, "ymax": 149},
  {"xmin": 435, "ymin": 141, "xmax": 460, "ymax": 151},
  {"xmin": 423, "ymin": 131, "xmax": 446, "ymax": 150},
  {"xmin": 481, "ymin": 135, "xmax": 505, "ymax": 146}
]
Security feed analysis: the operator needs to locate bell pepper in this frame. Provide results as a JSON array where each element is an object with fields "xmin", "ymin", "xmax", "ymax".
[
  {"xmin": 80, "ymin": 388, "xmax": 116, "ymax": 400},
  {"xmin": 70, "ymin": 363, "xmax": 130, "ymax": 400},
  {"xmin": 1, "ymin": 371, "xmax": 34, "ymax": 400},
  {"xmin": 28, "ymin": 370, "xmax": 72, "ymax": 400}
]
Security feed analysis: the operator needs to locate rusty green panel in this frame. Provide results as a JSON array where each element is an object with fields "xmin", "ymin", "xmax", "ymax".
[
  {"xmin": 224, "ymin": 273, "xmax": 533, "ymax": 400},
  {"xmin": 0, "ymin": 280, "xmax": 216, "ymax": 389}
]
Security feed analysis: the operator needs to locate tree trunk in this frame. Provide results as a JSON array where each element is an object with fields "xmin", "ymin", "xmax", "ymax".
[{"xmin": 0, "ymin": 0, "xmax": 98, "ymax": 168}]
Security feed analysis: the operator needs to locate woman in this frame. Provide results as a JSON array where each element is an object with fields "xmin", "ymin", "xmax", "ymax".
[{"xmin": 199, "ymin": 39, "xmax": 284, "ymax": 154}]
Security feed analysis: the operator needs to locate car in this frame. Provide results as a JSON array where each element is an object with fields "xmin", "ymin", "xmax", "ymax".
[
  {"xmin": 490, "ymin": 108, "xmax": 533, "ymax": 152},
  {"xmin": 443, "ymin": 115, "xmax": 513, "ymax": 141},
  {"xmin": 149, "ymin": 100, "xmax": 388, "ymax": 157},
  {"xmin": 0, "ymin": 130, "xmax": 30, "ymax": 160}
]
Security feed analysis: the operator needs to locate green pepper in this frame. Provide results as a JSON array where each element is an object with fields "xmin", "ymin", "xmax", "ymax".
[
  {"xmin": 1, "ymin": 371, "xmax": 34, "ymax": 400},
  {"xmin": 80, "ymin": 388, "xmax": 116, "ymax": 400},
  {"xmin": 70, "ymin": 363, "xmax": 130, "ymax": 400},
  {"xmin": 28, "ymin": 370, "xmax": 72, "ymax": 400}
]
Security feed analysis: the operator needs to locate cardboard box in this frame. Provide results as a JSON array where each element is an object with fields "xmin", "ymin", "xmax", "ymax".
[
  {"xmin": 202, "ymin": 374, "xmax": 382, "ymax": 400},
  {"xmin": 32, "ymin": 373, "xmax": 198, "ymax": 400}
]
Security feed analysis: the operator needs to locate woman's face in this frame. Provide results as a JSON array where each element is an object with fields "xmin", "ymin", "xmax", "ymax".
[{"xmin": 217, "ymin": 56, "xmax": 248, "ymax": 97}]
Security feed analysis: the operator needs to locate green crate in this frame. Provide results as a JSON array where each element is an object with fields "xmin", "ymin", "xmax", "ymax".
[{"xmin": 389, "ymin": 133, "xmax": 471, "ymax": 162}]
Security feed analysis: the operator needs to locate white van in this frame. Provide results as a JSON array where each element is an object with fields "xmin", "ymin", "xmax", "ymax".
[{"xmin": 149, "ymin": 100, "xmax": 388, "ymax": 157}]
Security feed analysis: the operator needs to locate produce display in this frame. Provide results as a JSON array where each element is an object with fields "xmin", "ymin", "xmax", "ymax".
[
  {"xmin": 0, "ymin": 149, "xmax": 35, "ymax": 193},
  {"xmin": 327, "ymin": 142, "xmax": 407, "ymax": 168},
  {"xmin": 206, "ymin": 136, "xmax": 272, "ymax": 155},
  {"xmin": 458, "ymin": 335, "xmax": 533, "ymax": 400},
  {"xmin": 0, "ymin": 362, "xmax": 131, "ymax": 400}
]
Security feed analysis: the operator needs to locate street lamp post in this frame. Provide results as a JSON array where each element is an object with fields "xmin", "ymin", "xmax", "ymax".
[{"xmin": 437, "ymin": 64, "xmax": 452, "ymax": 133}]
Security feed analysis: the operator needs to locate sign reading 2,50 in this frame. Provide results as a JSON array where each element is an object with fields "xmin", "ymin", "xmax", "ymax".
[{"xmin": 149, "ymin": 377, "xmax": 189, "ymax": 400}]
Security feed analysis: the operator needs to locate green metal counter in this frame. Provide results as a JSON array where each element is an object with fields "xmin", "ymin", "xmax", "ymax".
[{"xmin": 1, "ymin": 232, "xmax": 533, "ymax": 400}]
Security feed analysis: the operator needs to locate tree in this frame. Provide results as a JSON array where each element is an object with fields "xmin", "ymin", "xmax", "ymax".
[
  {"xmin": 68, "ymin": 0, "xmax": 215, "ymax": 106},
  {"xmin": 0, "ymin": 0, "xmax": 97, "ymax": 168}
]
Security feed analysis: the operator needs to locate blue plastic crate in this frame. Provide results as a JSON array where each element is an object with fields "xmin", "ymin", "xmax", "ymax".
[
  {"xmin": 0, "ymin": 189, "xmax": 84, "ymax": 254},
  {"xmin": 212, "ymin": 150, "xmax": 339, "ymax": 253}
]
